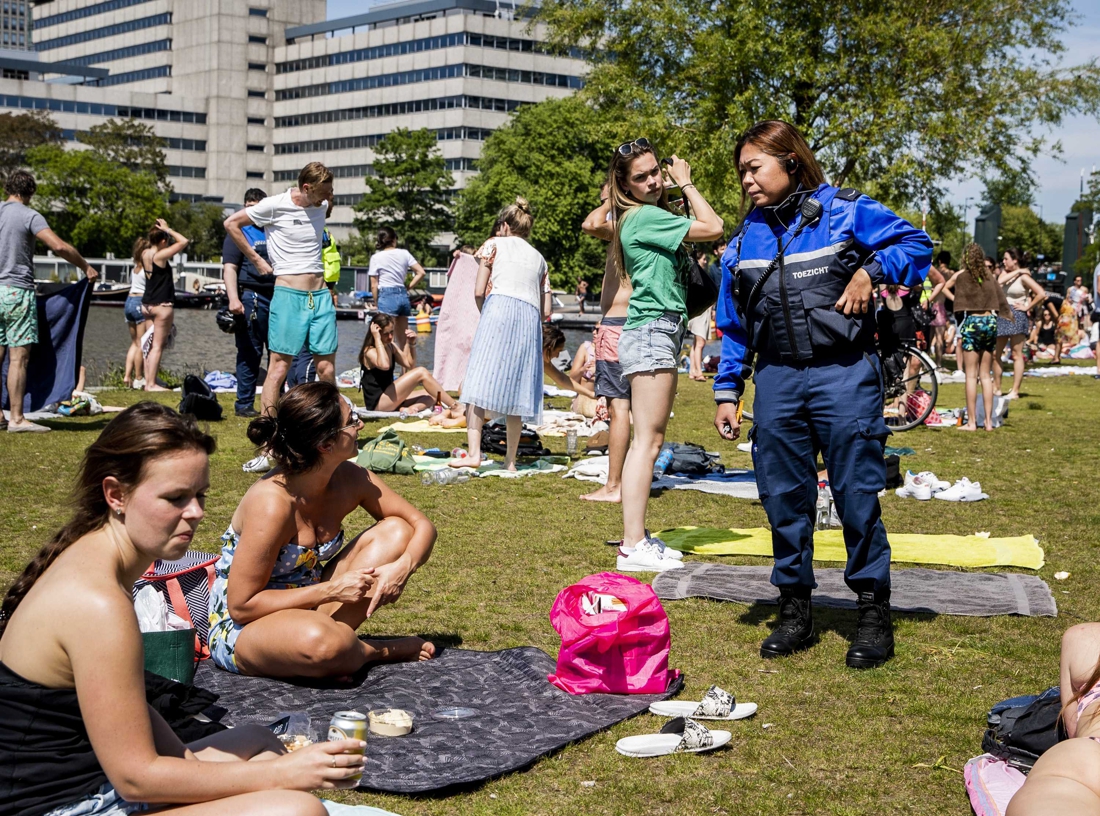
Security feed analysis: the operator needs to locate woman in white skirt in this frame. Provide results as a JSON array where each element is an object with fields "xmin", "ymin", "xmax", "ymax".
[{"xmin": 453, "ymin": 198, "xmax": 550, "ymax": 472}]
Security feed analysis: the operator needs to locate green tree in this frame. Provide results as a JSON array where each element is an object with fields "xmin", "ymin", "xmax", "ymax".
[
  {"xmin": 0, "ymin": 111, "xmax": 62, "ymax": 187},
  {"xmin": 166, "ymin": 200, "xmax": 228, "ymax": 263},
  {"xmin": 1070, "ymin": 170, "xmax": 1099, "ymax": 279},
  {"xmin": 537, "ymin": 0, "xmax": 1100, "ymax": 216},
  {"xmin": 455, "ymin": 96, "xmax": 618, "ymax": 291},
  {"xmin": 78, "ymin": 118, "xmax": 170, "ymax": 190},
  {"xmin": 999, "ymin": 206, "xmax": 1062, "ymax": 263},
  {"xmin": 352, "ymin": 127, "xmax": 453, "ymax": 264},
  {"xmin": 26, "ymin": 143, "xmax": 167, "ymax": 257}
]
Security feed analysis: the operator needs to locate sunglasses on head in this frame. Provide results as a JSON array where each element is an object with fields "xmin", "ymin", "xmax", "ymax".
[{"xmin": 617, "ymin": 138, "xmax": 652, "ymax": 157}]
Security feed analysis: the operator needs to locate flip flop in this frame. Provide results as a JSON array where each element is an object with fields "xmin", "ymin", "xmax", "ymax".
[
  {"xmin": 615, "ymin": 717, "xmax": 731, "ymax": 758},
  {"xmin": 648, "ymin": 685, "xmax": 757, "ymax": 721}
]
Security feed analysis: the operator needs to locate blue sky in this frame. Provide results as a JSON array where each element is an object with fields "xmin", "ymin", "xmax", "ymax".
[{"xmin": 326, "ymin": 0, "xmax": 1100, "ymax": 222}]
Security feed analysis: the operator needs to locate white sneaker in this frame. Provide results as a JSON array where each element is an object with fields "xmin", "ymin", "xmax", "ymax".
[
  {"xmin": 933, "ymin": 478, "xmax": 988, "ymax": 502},
  {"xmin": 895, "ymin": 472, "xmax": 932, "ymax": 500},
  {"xmin": 617, "ymin": 539, "xmax": 684, "ymax": 573},
  {"xmin": 914, "ymin": 471, "xmax": 951, "ymax": 493},
  {"xmin": 242, "ymin": 454, "xmax": 273, "ymax": 473},
  {"xmin": 618, "ymin": 532, "xmax": 683, "ymax": 560}
]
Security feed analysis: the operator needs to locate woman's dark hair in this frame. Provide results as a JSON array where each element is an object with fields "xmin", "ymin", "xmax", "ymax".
[
  {"xmin": 247, "ymin": 381, "xmax": 344, "ymax": 474},
  {"xmin": 935, "ymin": 250, "xmax": 953, "ymax": 268},
  {"xmin": 543, "ymin": 324, "xmax": 565, "ymax": 357},
  {"xmin": 359, "ymin": 312, "xmax": 395, "ymax": 366},
  {"xmin": 733, "ymin": 121, "xmax": 826, "ymax": 218},
  {"xmin": 148, "ymin": 225, "xmax": 169, "ymax": 247},
  {"xmin": 376, "ymin": 226, "xmax": 398, "ymax": 250},
  {"xmin": 0, "ymin": 403, "xmax": 215, "ymax": 635}
]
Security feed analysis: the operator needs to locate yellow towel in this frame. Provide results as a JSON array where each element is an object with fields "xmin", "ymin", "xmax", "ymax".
[
  {"xmin": 378, "ymin": 420, "xmax": 467, "ymax": 434},
  {"xmin": 657, "ymin": 527, "xmax": 1044, "ymax": 570}
]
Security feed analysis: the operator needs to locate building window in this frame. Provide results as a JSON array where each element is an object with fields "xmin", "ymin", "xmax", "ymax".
[
  {"xmin": 247, "ymin": 116, "xmax": 265, "ymax": 125},
  {"xmin": 248, "ymin": 7, "xmax": 268, "ymax": 16},
  {"xmin": 168, "ymin": 165, "xmax": 206, "ymax": 179},
  {"xmin": 272, "ymin": 158, "xmax": 474, "ymax": 183},
  {"xmin": 248, "ymin": 62, "xmax": 266, "ymax": 71},
  {"xmin": 274, "ymin": 128, "xmax": 491, "ymax": 156},
  {"xmin": 247, "ymin": 90, "xmax": 266, "ymax": 98},
  {"xmin": 66, "ymin": 39, "xmax": 171, "ymax": 67},
  {"xmin": 248, "ymin": 35, "xmax": 267, "ymax": 44},
  {"xmin": 246, "ymin": 144, "xmax": 265, "ymax": 152},
  {"xmin": 34, "ymin": 0, "xmax": 154, "ymax": 29},
  {"xmin": 93, "ymin": 65, "xmax": 172, "ymax": 87},
  {"xmin": 35, "ymin": 13, "xmax": 172, "ymax": 51},
  {"xmin": 273, "ymin": 94, "xmax": 520, "ymax": 128},
  {"xmin": 246, "ymin": 171, "xmax": 265, "ymax": 178}
]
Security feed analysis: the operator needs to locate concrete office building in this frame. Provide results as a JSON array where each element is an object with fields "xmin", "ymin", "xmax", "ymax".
[{"xmin": 1, "ymin": 0, "xmax": 584, "ymax": 239}]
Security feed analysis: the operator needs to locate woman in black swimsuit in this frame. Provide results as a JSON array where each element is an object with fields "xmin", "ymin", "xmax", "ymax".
[
  {"xmin": 140, "ymin": 218, "xmax": 189, "ymax": 392},
  {"xmin": 358, "ymin": 313, "xmax": 457, "ymax": 413}
]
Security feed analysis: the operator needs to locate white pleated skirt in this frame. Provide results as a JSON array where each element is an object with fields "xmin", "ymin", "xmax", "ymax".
[{"xmin": 460, "ymin": 294, "xmax": 543, "ymax": 424}]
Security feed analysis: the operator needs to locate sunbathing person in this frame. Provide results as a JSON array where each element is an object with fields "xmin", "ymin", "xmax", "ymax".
[
  {"xmin": 543, "ymin": 325, "xmax": 596, "ymax": 400},
  {"xmin": 1007, "ymin": 622, "xmax": 1100, "ymax": 815},
  {"xmin": 359, "ymin": 312, "xmax": 457, "ymax": 413},
  {"xmin": 0, "ymin": 403, "xmax": 366, "ymax": 816},
  {"xmin": 208, "ymin": 381, "xmax": 436, "ymax": 678}
]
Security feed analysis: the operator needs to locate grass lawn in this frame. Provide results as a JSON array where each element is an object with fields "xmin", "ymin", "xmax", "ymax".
[{"xmin": 2, "ymin": 368, "xmax": 1098, "ymax": 815}]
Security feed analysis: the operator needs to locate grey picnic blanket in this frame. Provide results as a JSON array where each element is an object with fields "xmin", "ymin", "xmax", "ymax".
[
  {"xmin": 193, "ymin": 646, "xmax": 681, "ymax": 794},
  {"xmin": 652, "ymin": 469, "xmax": 759, "ymax": 499},
  {"xmin": 652, "ymin": 562, "xmax": 1056, "ymax": 617}
]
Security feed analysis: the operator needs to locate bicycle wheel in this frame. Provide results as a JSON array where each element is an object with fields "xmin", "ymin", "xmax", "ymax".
[{"xmin": 881, "ymin": 343, "xmax": 938, "ymax": 431}]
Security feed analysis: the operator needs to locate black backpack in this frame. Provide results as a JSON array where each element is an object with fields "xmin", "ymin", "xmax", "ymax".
[
  {"xmin": 480, "ymin": 420, "xmax": 550, "ymax": 458},
  {"xmin": 981, "ymin": 688, "xmax": 1065, "ymax": 773},
  {"xmin": 178, "ymin": 374, "xmax": 223, "ymax": 421},
  {"xmin": 667, "ymin": 443, "xmax": 722, "ymax": 475}
]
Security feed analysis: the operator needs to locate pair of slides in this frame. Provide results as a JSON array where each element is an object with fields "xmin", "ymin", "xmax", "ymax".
[{"xmin": 615, "ymin": 685, "xmax": 757, "ymax": 757}]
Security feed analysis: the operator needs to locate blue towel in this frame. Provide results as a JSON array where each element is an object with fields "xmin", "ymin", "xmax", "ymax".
[
  {"xmin": 2, "ymin": 279, "xmax": 91, "ymax": 413},
  {"xmin": 204, "ymin": 370, "xmax": 237, "ymax": 390}
]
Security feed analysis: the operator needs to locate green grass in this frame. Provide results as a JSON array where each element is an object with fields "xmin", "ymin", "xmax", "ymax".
[{"xmin": 2, "ymin": 370, "xmax": 1099, "ymax": 815}]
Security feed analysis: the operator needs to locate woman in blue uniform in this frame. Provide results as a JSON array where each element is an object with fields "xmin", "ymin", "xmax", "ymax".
[{"xmin": 712, "ymin": 121, "xmax": 932, "ymax": 669}]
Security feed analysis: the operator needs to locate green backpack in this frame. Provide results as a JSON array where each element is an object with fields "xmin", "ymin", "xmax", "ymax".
[{"xmin": 357, "ymin": 428, "xmax": 416, "ymax": 475}]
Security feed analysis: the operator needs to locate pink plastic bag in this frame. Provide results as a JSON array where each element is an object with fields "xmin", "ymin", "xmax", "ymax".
[{"xmin": 547, "ymin": 572, "xmax": 678, "ymax": 695}]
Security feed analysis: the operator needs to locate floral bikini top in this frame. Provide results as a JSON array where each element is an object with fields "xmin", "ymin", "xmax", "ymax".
[{"xmin": 213, "ymin": 524, "xmax": 346, "ymax": 591}]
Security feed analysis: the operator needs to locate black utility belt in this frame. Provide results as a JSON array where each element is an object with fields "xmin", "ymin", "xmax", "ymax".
[{"xmin": 239, "ymin": 287, "xmax": 274, "ymax": 298}]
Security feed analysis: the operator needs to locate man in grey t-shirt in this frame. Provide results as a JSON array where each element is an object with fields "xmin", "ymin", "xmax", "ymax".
[{"xmin": 0, "ymin": 170, "xmax": 97, "ymax": 433}]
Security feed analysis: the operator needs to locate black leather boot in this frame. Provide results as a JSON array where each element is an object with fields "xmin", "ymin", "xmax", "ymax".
[
  {"xmin": 845, "ymin": 591, "xmax": 895, "ymax": 669},
  {"xmin": 760, "ymin": 587, "xmax": 815, "ymax": 659}
]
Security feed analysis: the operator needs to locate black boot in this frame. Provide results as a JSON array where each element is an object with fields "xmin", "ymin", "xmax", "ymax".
[
  {"xmin": 845, "ymin": 591, "xmax": 895, "ymax": 669},
  {"xmin": 760, "ymin": 587, "xmax": 815, "ymax": 659}
]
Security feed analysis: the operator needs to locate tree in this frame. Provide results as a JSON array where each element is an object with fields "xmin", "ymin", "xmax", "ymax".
[
  {"xmin": 998, "ymin": 206, "xmax": 1062, "ymax": 263},
  {"xmin": 352, "ymin": 128, "xmax": 453, "ymax": 264},
  {"xmin": 0, "ymin": 111, "xmax": 62, "ymax": 187},
  {"xmin": 78, "ymin": 118, "xmax": 170, "ymax": 190},
  {"xmin": 26, "ymin": 143, "xmax": 167, "ymax": 258},
  {"xmin": 537, "ymin": 0, "xmax": 1100, "ymax": 217},
  {"xmin": 454, "ymin": 96, "xmax": 619, "ymax": 291},
  {"xmin": 1070, "ymin": 170, "xmax": 1099, "ymax": 278},
  {"xmin": 167, "ymin": 200, "xmax": 228, "ymax": 263}
]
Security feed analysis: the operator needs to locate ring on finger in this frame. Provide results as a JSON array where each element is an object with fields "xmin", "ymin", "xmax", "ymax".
[{"xmin": 332, "ymin": 756, "xmax": 337, "ymax": 768}]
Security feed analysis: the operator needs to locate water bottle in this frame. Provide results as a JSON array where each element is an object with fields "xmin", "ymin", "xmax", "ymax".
[
  {"xmin": 451, "ymin": 447, "xmax": 467, "ymax": 459},
  {"xmin": 565, "ymin": 428, "xmax": 578, "ymax": 457},
  {"xmin": 652, "ymin": 443, "xmax": 675, "ymax": 481},
  {"xmin": 411, "ymin": 444, "xmax": 425, "ymax": 455},
  {"xmin": 420, "ymin": 470, "xmax": 439, "ymax": 486},
  {"xmin": 814, "ymin": 482, "xmax": 831, "ymax": 531}
]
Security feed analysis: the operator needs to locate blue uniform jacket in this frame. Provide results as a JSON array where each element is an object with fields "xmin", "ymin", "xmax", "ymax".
[{"xmin": 713, "ymin": 184, "xmax": 932, "ymax": 403}]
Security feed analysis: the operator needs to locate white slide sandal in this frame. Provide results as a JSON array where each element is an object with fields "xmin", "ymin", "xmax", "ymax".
[
  {"xmin": 648, "ymin": 685, "xmax": 757, "ymax": 721},
  {"xmin": 615, "ymin": 717, "xmax": 731, "ymax": 758}
]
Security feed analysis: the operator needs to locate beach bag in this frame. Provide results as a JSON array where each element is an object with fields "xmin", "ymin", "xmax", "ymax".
[
  {"xmin": 132, "ymin": 550, "xmax": 218, "ymax": 662},
  {"xmin": 547, "ymin": 572, "xmax": 678, "ymax": 695},
  {"xmin": 668, "ymin": 442, "xmax": 722, "ymax": 475},
  {"xmin": 480, "ymin": 420, "xmax": 551, "ymax": 458},
  {"xmin": 684, "ymin": 258, "xmax": 719, "ymax": 319},
  {"xmin": 981, "ymin": 687, "xmax": 1065, "ymax": 773},
  {"xmin": 178, "ymin": 374, "xmax": 223, "ymax": 421},
  {"xmin": 357, "ymin": 428, "xmax": 415, "ymax": 475}
]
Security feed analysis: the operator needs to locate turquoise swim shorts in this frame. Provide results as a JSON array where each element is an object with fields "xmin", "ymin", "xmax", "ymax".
[{"xmin": 268, "ymin": 286, "xmax": 337, "ymax": 356}]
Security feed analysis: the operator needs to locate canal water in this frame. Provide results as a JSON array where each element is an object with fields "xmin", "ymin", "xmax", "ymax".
[{"xmin": 81, "ymin": 304, "xmax": 594, "ymax": 386}]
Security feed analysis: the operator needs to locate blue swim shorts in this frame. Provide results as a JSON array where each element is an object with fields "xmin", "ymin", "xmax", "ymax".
[{"xmin": 268, "ymin": 286, "xmax": 337, "ymax": 356}]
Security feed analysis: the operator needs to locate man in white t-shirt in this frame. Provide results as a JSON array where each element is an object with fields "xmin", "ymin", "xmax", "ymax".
[{"xmin": 224, "ymin": 161, "xmax": 334, "ymax": 414}]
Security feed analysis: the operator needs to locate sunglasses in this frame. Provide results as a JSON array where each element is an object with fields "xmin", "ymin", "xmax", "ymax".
[
  {"xmin": 331, "ymin": 395, "xmax": 363, "ymax": 436},
  {"xmin": 617, "ymin": 138, "xmax": 652, "ymax": 157}
]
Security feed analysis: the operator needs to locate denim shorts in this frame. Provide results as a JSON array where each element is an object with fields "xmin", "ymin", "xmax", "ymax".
[
  {"xmin": 618, "ymin": 313, "xmax": 686, "ymax": 377},
  {"xmin": 43, "ymin": 783, "xmax": 147, "ymax": 816},
  {"xmin": 123, "ymin": 295, "xmax": 144, "ymax": 325},
  {"xmin": 268, "ymin": 286, "xmax": 337, "ymax": 356},
  {"xmin": 377, "ymin": 286, "xmax": 411, "ymax": 317}
]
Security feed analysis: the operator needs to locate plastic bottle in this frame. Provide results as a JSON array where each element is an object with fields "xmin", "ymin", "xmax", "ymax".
[
  {"xmin": 411, "ymin": 444, "xmax": 425, "ymax": 455},
  {"xmin": 814, "ymin": 482, "xmax": 831, "ymax": 531},
  {"xmin": 652, "ymin": 443, "xmax": 675, "ymax": 481},
  {"xmin": 565, "ymin": 428, "xmax": 578, "ymax": 457},
  {"xmin": 421, "ymin": 469, "xmax": 472, "ymax": 486}
]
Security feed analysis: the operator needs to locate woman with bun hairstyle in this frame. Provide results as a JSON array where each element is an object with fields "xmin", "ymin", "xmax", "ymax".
[
  {"xmin": 207, "ymin": 381, "xmax": 436, "ymax": 678},
  {"xmin": 367, "ymin": 226, "xmax": 426, "ymax": 351},
  {"xmin": 0, "ymin": 403, "xmax": 368, "ymax": 816},
  {"xmin": 713, "ymin": 120, "xmax": 932, "ymax": 669},
  {"xmin": 452, "ymin": 197, "xmax": 551, "ymax": 472}
]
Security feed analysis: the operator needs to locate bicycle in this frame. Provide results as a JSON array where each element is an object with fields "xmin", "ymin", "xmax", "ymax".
[{"xmin": 737, "ymin": 341, "xmax": 938, "ymax": 432}]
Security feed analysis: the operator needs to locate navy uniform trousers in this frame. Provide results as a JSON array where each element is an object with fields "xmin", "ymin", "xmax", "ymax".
[{"xmin": 749, "ymin": 350, "xmax": 892, "ymax": 595}]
